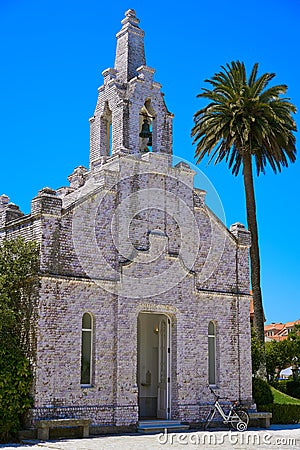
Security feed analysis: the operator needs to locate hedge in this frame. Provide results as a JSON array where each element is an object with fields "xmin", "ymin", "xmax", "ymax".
[
  {"xmin": 252, "ymin": 377, "xmax": 274, "ymax": 405},
  {"xmin": 273, "ymin": 380, "xmax": 300, "ymax": 399},
  {"xmin": 258, "ymin": 403, "xmax": 300, "ymax": 424}
]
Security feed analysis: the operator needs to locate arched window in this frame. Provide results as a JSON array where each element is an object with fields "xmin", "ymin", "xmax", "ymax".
[
  {"xmin": 208, "ymin": 321, "xmax": 216, "ymax": 385},
  {"xmin": 100, "ymin": 102, "xmax": 112, "ymax": 156},
  {"xmin": 81, "ymin": 313, "xmax": 93, "ymax": 386}
]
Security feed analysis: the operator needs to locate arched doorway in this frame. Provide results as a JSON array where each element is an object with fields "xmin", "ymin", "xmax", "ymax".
[{"xmin": 137, "ymin": 312, "xmax": 171, "ymax": 419}]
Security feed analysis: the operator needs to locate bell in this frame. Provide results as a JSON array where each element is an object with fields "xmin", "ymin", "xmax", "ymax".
[{"xmin": 139, "ymin": 118, "xmax": 152, "ymax": 140}]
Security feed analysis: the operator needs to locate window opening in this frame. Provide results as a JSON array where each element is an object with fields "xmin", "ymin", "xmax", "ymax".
[
  {"xmin": 208, "ymin": 321, "xmax": 216, "ymax": 385},
  {"xmin": 81, "ymin": 313, "xmax": 93, "ymax": 386},
  {"xmin": 101, "ymin": 102, "xmax": 112, "ymax": 156}
]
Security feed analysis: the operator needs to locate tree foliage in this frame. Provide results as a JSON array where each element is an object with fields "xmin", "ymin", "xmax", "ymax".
[
  {"xmin": 265, "ymin": 325, "xmax": 300, "ymax": 381},
  {"xmin": 289, "ymin": 324, "xmax": 300, "ymax": 359},
  {"xmin": 0, "ymin": 344, "xmax": 33, "ymax": 441},
  {"xmin": 192, "ymin": 61, "xmax": 297, "ymax": 348},
  {"xmin": 0, "ymin": 237, "xmax": 39, "ymax": 359},
  {"xmin": 192, "ymin": 61, "xmax": 296, "ymax": 175},
  {"xmin": 265, "ymin": 340, "xmax": 293, "ymax": 380},
  {"xmin": 0, "ymin": 237, "xmax": 39, "ymax": 441}
]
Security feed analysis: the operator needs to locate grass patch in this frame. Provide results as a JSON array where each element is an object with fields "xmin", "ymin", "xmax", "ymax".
[{"xmin": 271, "ymin": 386, "xmax": 300, "ymax": 405}]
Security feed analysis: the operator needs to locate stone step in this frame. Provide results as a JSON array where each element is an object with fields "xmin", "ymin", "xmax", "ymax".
[{"xmin": 138, "ymin": 420, "xmax": 190, "ymax": 434}]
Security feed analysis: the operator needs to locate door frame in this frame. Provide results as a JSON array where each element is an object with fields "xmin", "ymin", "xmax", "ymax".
[{"xmin": 137, "ymin": 311, "xmax": 172, "ymax": 420}]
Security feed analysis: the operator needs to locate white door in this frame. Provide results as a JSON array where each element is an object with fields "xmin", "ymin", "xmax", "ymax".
[{"xmin": 157, "ymin": 317, "xmax": 171, "ymax": 419}]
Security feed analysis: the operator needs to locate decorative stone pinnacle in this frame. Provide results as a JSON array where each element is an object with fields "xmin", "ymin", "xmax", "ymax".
[
  {"xmin": 125, "ymin": 9, "xmax": 136, "ymax": 17},
  {"xmin": 38, "ymin": 187, "xmax": 57, "ymax": 197},
  {"xmin": 121, "ymin": 9, "xmax": 140, "ymax": 27},
  {"xmin": 0, "ymin": 194, "xmax": 10, "ymax": 205},
  {"xmin": 114, "ymin": 9, "xmax": 145, "ymax": 82},
  {"xmin": 230, "ymin": 222, "xmax": 251, "ymax": 246}
]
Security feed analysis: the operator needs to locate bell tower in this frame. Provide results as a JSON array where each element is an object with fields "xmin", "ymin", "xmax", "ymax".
[{"xmin": 89, "ymin": 9, "xmax": 174, "ymax": 170}]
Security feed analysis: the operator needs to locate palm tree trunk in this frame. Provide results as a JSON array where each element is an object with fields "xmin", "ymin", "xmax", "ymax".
[{"xmin": 242, "ymin": 152, "xmax": 265, "ymax": 345}]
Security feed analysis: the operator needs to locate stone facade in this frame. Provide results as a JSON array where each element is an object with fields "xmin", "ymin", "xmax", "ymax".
[{"xmin": 0, "ymin": 9, "xmax": 252, "ymax": 431}]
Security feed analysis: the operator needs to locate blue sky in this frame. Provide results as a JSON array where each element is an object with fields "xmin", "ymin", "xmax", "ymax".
[{"xmin": 0, "ymin": 0, "xmax": 299, "ymax": 323}]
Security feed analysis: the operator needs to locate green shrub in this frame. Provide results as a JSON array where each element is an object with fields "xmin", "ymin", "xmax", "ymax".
[
  {"xmin": 286, "ymin": 381, "xmax": 300, "ymax": 399},
  {"xmin": 0, "ymin": 344, "xmax": 33, "ymax": 442},
  {"xmin": 252, "ymin": 377, "xmax": 274, "ymax": 405},
  {"xmin": 272, "ymin": 379, "xmax": 288, "ymax": 394},
  {"xmin": 258, "ymin": 403, "xmax": 300, "ymax": 424},
  {"xmin": 274, "ymin": 380, "xmax": 300, "ymax": 399}
]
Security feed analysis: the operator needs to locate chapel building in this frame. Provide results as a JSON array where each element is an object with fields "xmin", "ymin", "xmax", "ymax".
[{"xmin": 0, "ymin": 9, "xmax": 252, "ymax": 432}]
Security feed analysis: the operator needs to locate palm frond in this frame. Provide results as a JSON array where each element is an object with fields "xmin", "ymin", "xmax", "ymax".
[
  {"xmin": 248, "ymin": 63, "xmax": 259, "ymax": 88},
  {"xmin": 192, "ymin": 61, "xmax": 297, "ymax": 176}
]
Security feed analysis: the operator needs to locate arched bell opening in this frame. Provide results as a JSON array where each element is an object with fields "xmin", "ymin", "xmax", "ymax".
[
  {"xmin": 100, "ymin": 101, "xmax": 113, "ymax": 157},
  {"xmin": 139, "ymin": 99, "xmax": 156, "ymax": 153}
]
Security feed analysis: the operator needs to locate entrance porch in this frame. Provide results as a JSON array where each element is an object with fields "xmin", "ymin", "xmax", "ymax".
[{"xmin": 137, "ymin": 312, "xmax": 171, "ymax": 420}]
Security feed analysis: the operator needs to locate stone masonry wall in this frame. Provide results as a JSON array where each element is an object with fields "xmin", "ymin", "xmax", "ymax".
[
  {"xmin": 27, "ymin": 151, "xmax": 252, "ymax": 427},
  {"xmin": 31, "ymin": 272, "xmax": 252, "ymax": 426},
  {"xmin": 0, "ymin": 147, "xmax": 252, "ymax": 430}
]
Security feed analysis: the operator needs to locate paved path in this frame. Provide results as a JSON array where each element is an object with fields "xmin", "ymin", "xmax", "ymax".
[{"xmin": 1, "ymin": 425, "xmax": 300, "ymax": 450}]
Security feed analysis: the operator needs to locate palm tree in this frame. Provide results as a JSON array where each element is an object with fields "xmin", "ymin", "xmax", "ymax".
[{"xmin": 191, "ymin": 61, "xmax": 297, "ymax": 345}]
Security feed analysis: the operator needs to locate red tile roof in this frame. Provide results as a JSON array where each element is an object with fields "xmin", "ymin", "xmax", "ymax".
[{"xmin": 264, "ymin": 319, "xmax": 300, "ymax": 341}]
